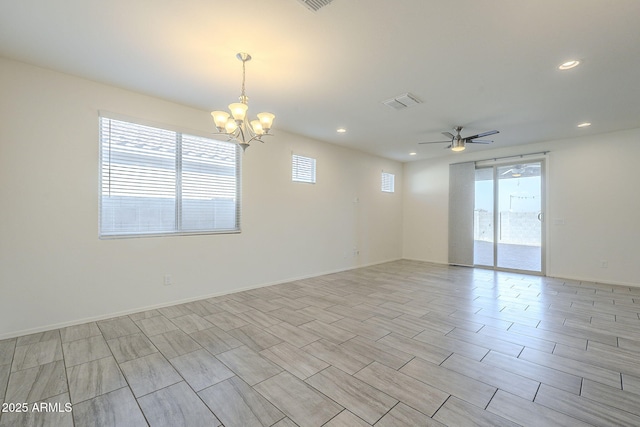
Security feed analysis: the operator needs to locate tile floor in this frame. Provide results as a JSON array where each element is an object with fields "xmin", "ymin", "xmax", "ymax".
[
  {"xmin": 474, "ymin": 240, "xmax": 542, "ymax": 273},
  {"xmin": 2, "ymin": 260, "xmax": 640, "ymax": 426}
]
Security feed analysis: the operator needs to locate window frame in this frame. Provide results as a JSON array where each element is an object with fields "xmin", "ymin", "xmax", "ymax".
[
  {"xmin": 381, "ymin": 171, "xmax": 395, "ymax": 193},
  {"xmin": 292, "ymin": 154, "xmax": 317, "ymax": 184},
  {"xmin": 98, "ymin": 113, "xmax": 242, "ymax": 239}
]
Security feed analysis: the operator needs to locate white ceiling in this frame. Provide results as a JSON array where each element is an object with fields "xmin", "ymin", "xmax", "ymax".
[{"xmin": 1, "ymin": 0, "xmax": 639, "ymax": 162}]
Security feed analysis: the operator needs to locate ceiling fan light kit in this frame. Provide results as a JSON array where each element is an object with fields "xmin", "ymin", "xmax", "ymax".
[
  {"xmin": 418, "ymin": 126, "xmax": 499, "ymax": 152},
  {"xmin": 451, "ymin": 138, "xmax": 466, "ymax": 152}
]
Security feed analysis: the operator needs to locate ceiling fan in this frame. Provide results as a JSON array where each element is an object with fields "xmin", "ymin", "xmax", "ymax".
[{"xmin": 419, "ymin": 126, "xmax": 499, "ymax": 151}]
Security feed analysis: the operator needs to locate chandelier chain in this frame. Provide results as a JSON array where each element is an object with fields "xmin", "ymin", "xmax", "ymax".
[{"xmin": 241, "ymin": 59, "xmax": 247, "ymax": 101}]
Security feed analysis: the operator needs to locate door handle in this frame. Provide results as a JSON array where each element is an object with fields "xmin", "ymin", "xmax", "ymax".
[{"xmin": 537, "ymin": 212, "xmax": 543, "ymax": 222}]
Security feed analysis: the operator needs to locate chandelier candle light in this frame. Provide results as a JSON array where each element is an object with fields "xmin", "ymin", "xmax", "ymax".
[{"xmin": 211, "ymin": 53, "xmax": 275, "ymax": 151}]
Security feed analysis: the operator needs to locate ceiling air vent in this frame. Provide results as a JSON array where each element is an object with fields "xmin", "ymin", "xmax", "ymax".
[
  {"xmin": 297, "ymin": 0, "xmax": 333, "ymax": 12},
  {"xmin": 382, "ymin": 93, "xmax": 422, "ymax": 110}
]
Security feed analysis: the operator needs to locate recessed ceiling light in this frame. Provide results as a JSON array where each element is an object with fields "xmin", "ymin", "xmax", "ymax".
[
  {"xmin": 336, "ymin": 128, "xmax": 346, "ymax": 133},
  {"xmin": 559, "ymin": 60, "xmax": 580, "ymax": 70},
  {"xmin": 409, "ymin": 152, "xmax": 417, "ymax": 156},
  {"xmin": 577, "ymin": 122, "xmax": 591, "ymax": 128}
]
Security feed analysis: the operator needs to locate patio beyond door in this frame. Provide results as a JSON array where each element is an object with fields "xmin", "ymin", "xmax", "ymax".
[{"xmin": 474, "ymin": 161, "xmax": 544, "ymax": 273}]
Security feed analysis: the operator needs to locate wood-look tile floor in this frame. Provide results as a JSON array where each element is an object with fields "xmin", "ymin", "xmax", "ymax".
[{"xmin": 2, "ymin": 260, "xmax": 640, "ymax": 426}]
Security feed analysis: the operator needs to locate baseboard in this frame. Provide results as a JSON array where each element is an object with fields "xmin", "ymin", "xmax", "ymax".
[
  {"xmin": 403, "ymin": 257, "xmax": 640, "ymax": 288},
  {"xmin": 400, "ymin": 257, "xmax": 449, "ymax": 266},
  {"xmin": 11, "ymin": 257, "xmax": 633, "ymax": 340},
  {"xmin": 545, "ymin": 273, "xmax": 640, "ymax": 289},
  {"xmin": 0, "ymin": 257, "xmax": 402, "ymax": 340}
]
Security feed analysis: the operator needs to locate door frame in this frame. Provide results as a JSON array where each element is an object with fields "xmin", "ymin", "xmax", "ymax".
[{"xmin": 475, "ymin": 157, "xmax": 547, "ymax": 275}]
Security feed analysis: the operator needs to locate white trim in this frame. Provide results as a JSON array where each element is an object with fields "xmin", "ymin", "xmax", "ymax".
[
  {"xmin": 292, "ymin": 153, "xmax": 317, "ymax": 183},
  {"xmin": 99, "ymin": 115, "xmax": 241, "ymax": 237},
  {"xmin": 98, "ymin": 110, "xmax": 225, "ymax": 142},
  {"xmin": 381, "ymin": 171, "xmax": 395, "ymax": 193},
  {"xmin": 0, "ymin": 258, "xmax": 401, "ymax": 340},
  {"xmin": 401, "ymin": 258, "xmax": 640, "ymax": 288},
  {"xmin": 474, "ymin": 152, "xmax": 549, "ymax": 168}
]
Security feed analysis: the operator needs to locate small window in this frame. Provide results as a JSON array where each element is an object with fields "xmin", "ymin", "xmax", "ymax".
[
  {"xmin": 381, "ymin": 172, "xmax": 395, "ymax": 192},
  {"xmin": 292, "ymin": 154, "xmax": 316, "ymax": 183}
]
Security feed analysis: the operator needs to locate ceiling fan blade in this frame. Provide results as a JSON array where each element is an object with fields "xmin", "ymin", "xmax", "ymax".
[
  {"xmin": 467, "ymin": 130, "xmax": 499, "ymax": 140},
  {"xmin": 501, "ymin": 169, "xmax": 514, "ymax": 175},
  {"xmin": 442, "ymin": 132, "xmax": 455, "ymax": 139},
  {"xmin": 466, "ymin": 140, "xmax": 492, "ymax": 144},
  {"xmin": 418, "ymin": 140, "xmax": 452, "ymax": 144}
]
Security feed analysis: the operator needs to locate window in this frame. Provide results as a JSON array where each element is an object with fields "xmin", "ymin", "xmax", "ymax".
[
  {"xmin": 381, "ymin": 172, "xmax": 395, "ymax": 192},
  {"xmin": 99, "ymin": 116, "xmax": 241, "ymax": 237},
  {"xmin": 292, "ymin": 154, "xmax": 316, "ymax": 183}
]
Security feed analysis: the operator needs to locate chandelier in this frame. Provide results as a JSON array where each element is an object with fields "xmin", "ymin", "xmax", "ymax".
[{"xmin": 211, "ymin": 53, "xmax": 275, "ymax": 151}]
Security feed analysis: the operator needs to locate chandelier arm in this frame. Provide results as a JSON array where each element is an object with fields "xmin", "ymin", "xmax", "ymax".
[
  {"xmin": 237, "ymin": 125, "xmax": 247, "ymax": 142},
  {"xmin": 211, "ymin": 128, "xmax": 273, "ymax": 146},
  {"xmin": 211, "ymin": 132, "xmax": 237, "ymax": 143},
  {"xmin": 244, "ymin": 134, "xmax": 271, "ymax": 145},
  {"xmin": 212, "ymin": 126, "xmax": 241, "ymax": 140}
]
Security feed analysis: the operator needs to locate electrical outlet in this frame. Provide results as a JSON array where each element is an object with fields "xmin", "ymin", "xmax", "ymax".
[{"xmin": 163, "ymin": 274, "xmax": 172, "ymax": 286}]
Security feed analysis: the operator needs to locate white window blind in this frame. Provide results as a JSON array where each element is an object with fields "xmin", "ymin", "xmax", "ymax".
[
  {"xmin": 292, "ymin": 154, "xmax": 316, "ymax": 183},
  {"xmin": 381, "ymin": 172, "xmax": 395, "ymax": 192},
  {"xmin": 99, "ymin": 116, "xmax": 240, "ymax": 237}
]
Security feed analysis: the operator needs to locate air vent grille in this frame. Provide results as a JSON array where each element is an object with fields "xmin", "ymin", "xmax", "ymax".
[
  {"xmin": 297, "ymin": 0, "xmax": 333, "ymax": 12},
  {"xmin": 382, "ymin": 93, "xmax": 422, "ymax": 110}
]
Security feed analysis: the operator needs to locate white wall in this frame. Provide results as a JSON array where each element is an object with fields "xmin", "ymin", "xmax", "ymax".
[
  {"xmin": 403, "ymin": 127, "xmax": 640, "ymax": 287},
  {"xmin": 403, "ymin": 157, "xmax": 450, "ymax": 264},
  {"xmin": 0, "ymin": 58, "xmax": 403, "ymax": 338}
]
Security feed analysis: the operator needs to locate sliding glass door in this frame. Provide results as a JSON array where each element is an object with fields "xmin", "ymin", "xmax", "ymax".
[
  {"xmin": 474, "ymin": 168, "xmax": 494, "ymax": 267},
  {"xmin": 474, "ymin": 161, "xmax": 544, "ymax": 273}
]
